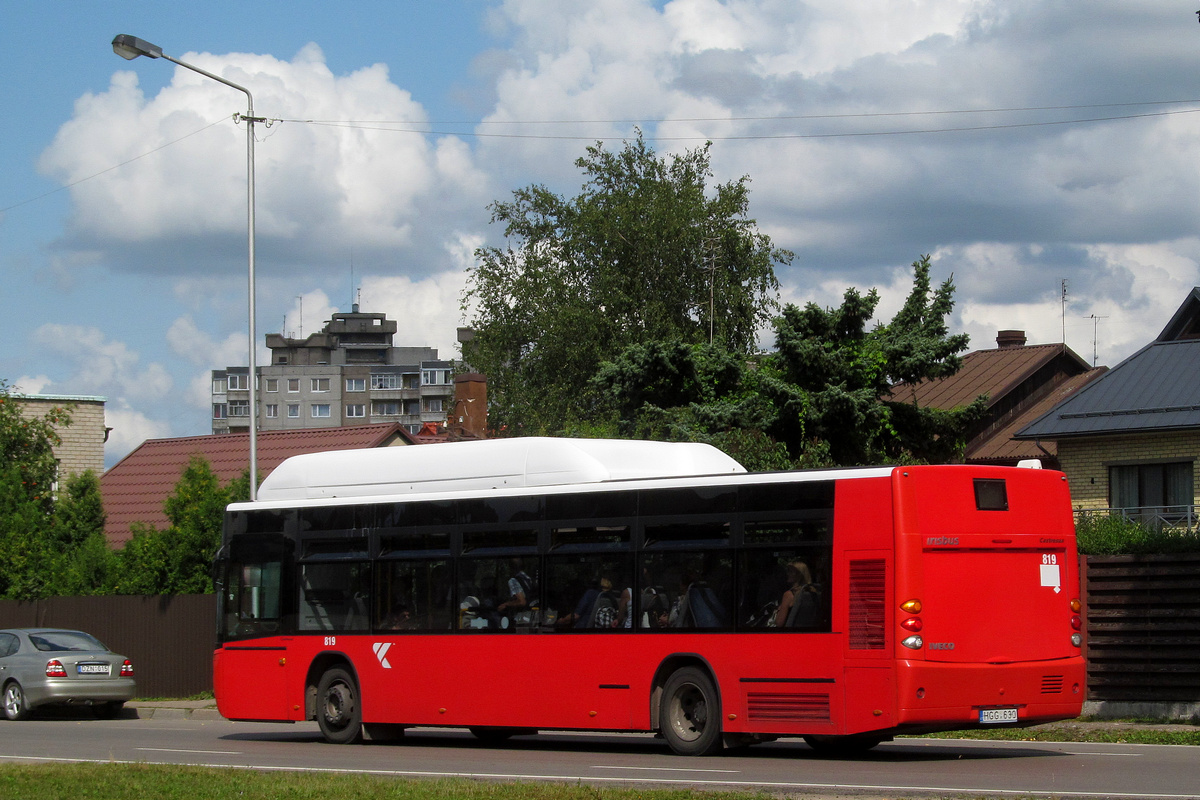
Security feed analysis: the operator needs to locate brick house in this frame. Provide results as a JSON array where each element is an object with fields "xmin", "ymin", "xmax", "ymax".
[
  {"xmin": 14, "ymin": 393, "xmax": 107, "ymax": 482},
  {"xmin": 1016, "ymin": 288, "xmax": 1200, "ymax": 514}
]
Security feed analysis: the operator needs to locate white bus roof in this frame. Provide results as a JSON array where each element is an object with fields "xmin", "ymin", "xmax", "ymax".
[{"xmin": 254, "ymin": 437, "xmax": 748, "ymax": 502}]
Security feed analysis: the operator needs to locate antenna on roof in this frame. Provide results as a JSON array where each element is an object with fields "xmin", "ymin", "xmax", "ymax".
[
  {"xmin": 1086, "ymin": 314, "xmax": 1108, "ymax": 367},
  {"xmin": 1060, "ymin": 279, "xmax": 1068, "ymax": 343}
]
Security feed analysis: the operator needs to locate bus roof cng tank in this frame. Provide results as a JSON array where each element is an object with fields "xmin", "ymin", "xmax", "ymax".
[{"xmin": 255, "ymin": 437, "xmax": 748, "ymax": 501}]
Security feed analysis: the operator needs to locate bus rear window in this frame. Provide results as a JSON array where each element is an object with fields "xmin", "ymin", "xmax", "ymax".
[{"xmin": 973, "ymin": 479, "xmax": 1008, "ymax": 511}]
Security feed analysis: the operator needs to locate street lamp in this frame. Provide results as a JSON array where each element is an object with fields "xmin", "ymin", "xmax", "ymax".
[{"xmin": 112, "ymin": 34, "xmax": 262, "ymax": 500}]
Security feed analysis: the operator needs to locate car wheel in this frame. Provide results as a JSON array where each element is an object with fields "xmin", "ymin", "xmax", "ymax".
[
  {"xmin": 660, "ymin": 666, "xmax": 723, "ymax": 756},
  {"xmin": 3, "ymin": 682, "xmax": 29, "ymax": 721},
  {"xmin": 315, "ymin": 667, "xmax": 362, "ymax": 744}
]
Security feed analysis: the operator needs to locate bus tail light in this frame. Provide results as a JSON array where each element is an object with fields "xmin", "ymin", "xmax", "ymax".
[
  {"xmin": 901, "ymin": 617, "xmax": 923, "ymax": 632},
  {"xmin": 1071, "ymin": 633, "xmax": 1082, "ymax": 647},
  {"xmin": 46, "ymin": 659, "xmax": 67, "ymax": 678},
  {"xmin": 901, "ymin": 635, "xmax": 923, "ymax": 650},
  {"xmin": 900, "ymin": 599, "xmax": 922, "ymax": 614},
  {"xmin": 1070, "ymin": 616, "xmax": 1082, "ymax": 631}
]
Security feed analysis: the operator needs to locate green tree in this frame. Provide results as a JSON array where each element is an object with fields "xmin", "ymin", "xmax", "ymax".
[
  {"xmin": 0, "ymin": 381, "xmax": 72, "ymax": 599},
  {"xmin": 765, "ymin": 256, "xmax": 985, "ymax": 465},
  {"xmin": 464, "ymin": 131, "xmax": 789, "ymax": 433},
  {"xmin": 591, "ymin": 257, "xmax": 984, "ymax": 468},
  {"xmin": 114, "ymin": 457, "xmax": 247, "ymax": 595}
]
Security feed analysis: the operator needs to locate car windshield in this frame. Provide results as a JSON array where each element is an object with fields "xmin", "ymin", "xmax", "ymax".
[{"xmin": 29, "ymin": 632, "xmax": 107, "ymax": 652}]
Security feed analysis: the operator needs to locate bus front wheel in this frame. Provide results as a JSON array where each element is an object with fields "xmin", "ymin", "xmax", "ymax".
[
  {"xmin": 316, "ymin": 667, "xmax": 362, "ymax": 744},
  {"xmin": 660, "ymin": 666, "xmax": 722, "ymax": 756}
]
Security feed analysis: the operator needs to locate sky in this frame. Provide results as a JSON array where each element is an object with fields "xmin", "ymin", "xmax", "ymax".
[{"xmin": 4, "ymin": 1, "xmax": 1200, "ymax": 467}]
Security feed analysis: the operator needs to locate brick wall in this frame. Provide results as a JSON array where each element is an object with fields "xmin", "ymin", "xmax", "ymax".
[
  {"xmin": 17, "ymin": 396, "xmax": 107, "ymax": 480},
  {"xmin": 1058, "ymin": 431, "xmax": 1200, "ymax": 510}
]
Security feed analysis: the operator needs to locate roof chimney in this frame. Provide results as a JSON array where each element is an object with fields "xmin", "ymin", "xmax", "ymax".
[{"xmin": 996, "ymin": 330, "xmax": 1027, "ymax": 348}]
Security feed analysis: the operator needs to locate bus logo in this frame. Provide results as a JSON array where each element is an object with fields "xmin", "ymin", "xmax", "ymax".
[
  {"xmin": 373, "ymin": 642, "xmax": 393, "ymax": 669},
  {"xmin": 925, "ymin": 537, "xmax": 959, "ymax": 546},
  {"xmin": 929, "ymin": 642, "xmax": 955, "ymax": 650}
]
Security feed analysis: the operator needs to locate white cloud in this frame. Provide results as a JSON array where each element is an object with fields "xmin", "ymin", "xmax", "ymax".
[
  {"xmin": 32, "ymin": 324, "xmax": 173, "ymax": 401},
  {"xmin": 40, "ymin": 43, "xmax": 492, "ymax": 280},
  {"xmin": 104, "ymin": 402, "xmax": 173, "ymax": 466},
  {"xmin": 11, "ymin": 375, "xmax": 53, "ymax": 395}
]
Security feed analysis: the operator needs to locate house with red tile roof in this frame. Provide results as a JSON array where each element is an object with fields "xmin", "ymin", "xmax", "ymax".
[
  {"xmin": 100, "ymin": 424, "xmax": 414, "ymax": 547},
  {"xmin": 890, "ymin": 330, "xmax": 1106, "ymax": 468}
]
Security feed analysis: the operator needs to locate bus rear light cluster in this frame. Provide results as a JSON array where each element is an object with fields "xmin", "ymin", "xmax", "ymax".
[
  {"xmin": 45, "ymin": 659, "xmax": 67, "ymax": 678},
  {"xmin": 900, "ymin": 599, "xmax": 923, "ymax": 649},
  {"xmin": 1070, "ymin": 598, "xmax": 1083, "ymax": 648}
]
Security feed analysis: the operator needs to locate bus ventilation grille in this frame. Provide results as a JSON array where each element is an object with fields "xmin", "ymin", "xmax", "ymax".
[
  {"xmin": 849, "ymin": 559, "xmax": 887, "ymax": 650},
  {"xmin": 747, "ymin": 693, "xmax": 831, "ymax": 722},
  {"xmin": 1041, "ymin": 675, "xmax": 1065, "ymax": 694}
]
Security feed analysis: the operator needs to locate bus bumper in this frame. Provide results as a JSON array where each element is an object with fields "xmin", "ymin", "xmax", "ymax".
[{"xmin": 894, "ymin": 657, "xmax": 1087, "ymax": 730}]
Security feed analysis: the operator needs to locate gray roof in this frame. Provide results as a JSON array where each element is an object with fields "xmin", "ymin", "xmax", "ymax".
[{"xmin": 1016, "ymin": 288, "xmax": 1200, "ymax": 440}]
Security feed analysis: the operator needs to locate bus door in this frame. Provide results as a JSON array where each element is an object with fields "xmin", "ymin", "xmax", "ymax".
[
  {"xmin": 214, "ymin": 534, "xmax": 294, "ymax": 721},
  {"xmin": 837, "ymin": 476, "xmax": 898, "ymax": 734}
]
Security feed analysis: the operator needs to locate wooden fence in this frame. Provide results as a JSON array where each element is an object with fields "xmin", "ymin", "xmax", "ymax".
[
  {"xmin": 0, "ymin": 594, "xmax": 215, "ymax": 699},
  {"xmin": 1, "ymin": 556, "xmax": 1198, "ymax": 705},
  {"xmin": 1083, "ymin": 553, "xmax": 1200, "ymax": 702}
]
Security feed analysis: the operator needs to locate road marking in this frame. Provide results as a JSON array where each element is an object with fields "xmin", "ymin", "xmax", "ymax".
[
  {"xmin": 591, "ymin": 765, "xmax": 740, "ymax": 773},
  {"xmin": 136, "ymin": 748, "xmax": 242, "ymax": 755}
]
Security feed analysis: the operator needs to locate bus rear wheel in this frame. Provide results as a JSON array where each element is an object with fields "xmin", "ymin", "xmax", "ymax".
[
  {"xmin": 316, "ymin": 667, "xmax": 362, "ymax": 744},
  {"xmin": 660, "ymin": 666, "xmax": 722, "ymax": 756}
]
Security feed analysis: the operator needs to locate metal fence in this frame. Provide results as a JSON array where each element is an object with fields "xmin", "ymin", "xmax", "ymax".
[
  {"xmin": 0, "ymin": 594, "xmax": 215, "ymax": 699},
  {"xmin": 1076, "ymin": 505, "xmax": 1200, "ymax": 533}
]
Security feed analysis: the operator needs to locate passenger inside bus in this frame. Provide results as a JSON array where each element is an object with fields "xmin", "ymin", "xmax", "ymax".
[{"xmin": 775, "ymin": 560, "xmax": 820, "ymax": 628}]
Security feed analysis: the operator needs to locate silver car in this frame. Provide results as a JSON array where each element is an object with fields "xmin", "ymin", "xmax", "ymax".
[{"xmin": 0, "ymin": 628, "xmax": 136, "ymax": 720}]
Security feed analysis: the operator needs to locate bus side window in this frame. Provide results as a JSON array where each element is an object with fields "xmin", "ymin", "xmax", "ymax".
[
  {"xmin": 299, "ymin": 563, "xmax": 370, "ymax": 631},
  {"xmin": 375, "ymin": 559, "xmax": 452, "ymax": 631}
]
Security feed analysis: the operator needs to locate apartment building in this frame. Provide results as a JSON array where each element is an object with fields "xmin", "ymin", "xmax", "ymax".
[{"xmin": 211, "ymin": 306, "xmax": 453, "ymax": 435}]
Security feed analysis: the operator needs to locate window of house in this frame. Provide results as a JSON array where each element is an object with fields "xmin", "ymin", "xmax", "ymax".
[
  {"xmin": 212, "ymin": 378, "xmax": 226, "ymax": 394},
  {"xmin": 265, "ymin": 404, "xmax": 278, "ymax": 418},
  {"xmin": 213, "ymin": 404, "xmax": 227, "ymax": 420},
  {"xmin": 1110, "ymin": 462, "xmax": 1193, "ymax": 510},
  {"xmin": 229, "ymin": 400, "xmax": 250, "ymax": 417},
  {"xmin": 288, "ymin": 404, "xmax": 300, "ymax": 418},
  {"xmin": 265, "ymin": 378, "xmax": 279, "ymax": 393},
  {"xmin": 372, "ymin": 401, "xmax": 401, "ymax": 416},
  {"xmin": 346, "ymin": 404, "xmax": 366, "ymax": 418},
  {"xmin": 346, "ymin": 378, "xmax": 366, "ymax": 392},
  {"xmin": 371, "ymin": 374, "xmax": 401, "ymax": 390},
  {"xmin": 425, "ymin": 398, "xmax": 444, "ymax": 413},
  {"xmin": 228, "ymin": 374, "xmax": 248, "ymax": 391},
  {"xmin": 287, "ymin": 379, "xmax": 300, "ymax": 393},
  {"xmin": 312, "ymin": 404, "xmax": 332, "ymax": 418},
  {"xmin": 311, "ymin": 378, "xmax": 330, "ymax": 393},
  {"xmin": 423, "ymin": 369, "xmax": 450, "ymax": 385}
]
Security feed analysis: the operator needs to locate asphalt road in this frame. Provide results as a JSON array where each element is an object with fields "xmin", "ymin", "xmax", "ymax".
[{"xmin": 0, "ymin": 711, "xmax": 1196, "ymax": 800}]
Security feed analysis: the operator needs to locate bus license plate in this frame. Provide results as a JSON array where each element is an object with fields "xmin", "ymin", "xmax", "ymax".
[
  {"xmin": 77, "ymin": 664, "xmax": 110, "ymax": 675},
  {"xmin": 979, "ymin": 707, "xmax": 1018, "ymax": 724}
]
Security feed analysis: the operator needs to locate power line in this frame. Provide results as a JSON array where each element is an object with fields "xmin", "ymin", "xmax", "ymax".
[{"xmin": 0, "ymin": 116, "xmax": 231, "ymax": 216}]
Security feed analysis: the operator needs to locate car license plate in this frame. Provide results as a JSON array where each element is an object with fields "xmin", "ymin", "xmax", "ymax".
[
  {"xmin": 77, "ymin": 664, "xmax": 110, "ymax": 675},
  {"xmin": 979, "ymin": 707, "xmax": 1018, "ymax": 724}
]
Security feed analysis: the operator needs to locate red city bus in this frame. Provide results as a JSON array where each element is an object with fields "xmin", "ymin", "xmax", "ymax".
[{"xmin": 212, "ymin": 438, "xmax": 1085, "ymax": 755}]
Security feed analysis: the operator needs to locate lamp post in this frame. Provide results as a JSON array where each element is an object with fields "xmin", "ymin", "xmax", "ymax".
[{"xmin": 112, "ymin": 34, "xmax": 262, "ymax": 500}]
